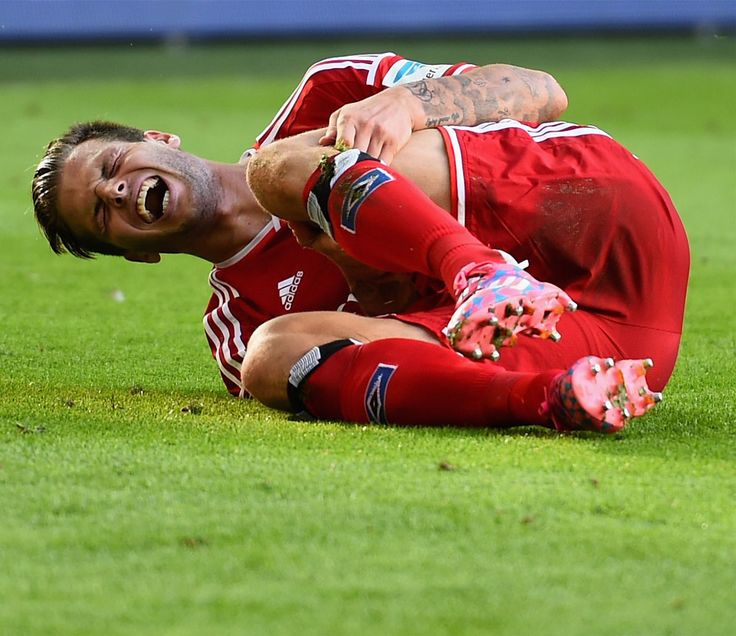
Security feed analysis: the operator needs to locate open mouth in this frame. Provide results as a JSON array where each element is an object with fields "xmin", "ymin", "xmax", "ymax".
[{"xmin": 136, "ymin": 176, "xmax": 170, "ymax": 223}]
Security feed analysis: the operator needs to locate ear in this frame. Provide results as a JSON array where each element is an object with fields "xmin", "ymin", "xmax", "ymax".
[
  {"xmin": 143, "ymin": 130, "xmax": 181, "ymax": 149},
  {"xmin": 124, "ymin": 251, "xmax": 161, "ymax": 264}
]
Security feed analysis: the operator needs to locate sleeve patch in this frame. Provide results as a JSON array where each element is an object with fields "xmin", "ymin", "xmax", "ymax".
[{"xmin": 382, "ymin": 60, "xmax": 452, "ymax": 87}]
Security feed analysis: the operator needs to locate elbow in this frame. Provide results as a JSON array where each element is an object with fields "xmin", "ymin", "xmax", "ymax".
[
  {"xmin": 551, "ymin": 80, "xmax": 569, "ymax": 119},
  {"xmin": 543, "ymin": 74, "xmax": 569, "ymax": 121}
]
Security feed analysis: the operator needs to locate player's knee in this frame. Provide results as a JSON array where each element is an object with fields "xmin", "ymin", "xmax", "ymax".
[
  {"xmin": 242, "ymin": 315, "xmax": 331, "ymax": 412},
  {"xmin": 246, "ymin": 145, "xmax": 292, "ymax": 214},
  {"xmin": 241, "ymin": 318, "xmax": 297, "ymax": 412},
  {"xmin": 246, "ymin": 140, "xmax": 326, "ymax": 219}
]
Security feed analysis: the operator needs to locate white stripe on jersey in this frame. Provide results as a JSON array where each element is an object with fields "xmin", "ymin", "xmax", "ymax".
[
  {"xmin": 255, "ymin": 53, "xmax": 393, "ymax": 148},
  {"xmin": 211, "ymin": 275, "xmax": 247, "ymax": 357},
  {"xmin": 443, "ymin": 120, "xmax": 612, "ymax": 223},
  {"xmin": 204, "ymin": 270, "xmax": 247, "ymax": 389},
  {"xmin": 532, "ymin": 127, "xmax": 612, "ymax": 143},
  {"xmin": 366, "ymin": 52, "xmax": 393, "ymax": 86},
  {"xmin": 203, "ymin": 318, "xmax": 242, "ymax": 388},
  {"xmin": 451, "ymin": 118, "xmax": 612, "ymax": 140},
  {"xmin": 452, "ymin": 63, "xmax": 475, "ymax": 75},
  {"xmin": 209, "ymin": 271, "xmax": 247, "ymax": 358},
  {"xmin": 205, "ymin": 217, "xmax": 283, "ymax": 393},
  {"xmin": 443, "ymin": 127, "xmax": 466, "ymax": 227}
]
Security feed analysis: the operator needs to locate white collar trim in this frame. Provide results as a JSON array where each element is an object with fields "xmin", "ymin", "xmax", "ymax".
[{"xmin": 214, "ymin": 216, "xmax": 282, "ymax": 269}]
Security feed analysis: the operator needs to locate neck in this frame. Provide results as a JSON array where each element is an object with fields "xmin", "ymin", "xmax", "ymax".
[{"xmin": 186, "ymin": 157, "xmax": 273, "ymax": 263}]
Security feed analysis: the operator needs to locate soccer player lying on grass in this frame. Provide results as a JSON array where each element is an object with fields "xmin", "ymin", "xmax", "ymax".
[
  {"xmin": 31, "ymin": 54, "xmax": 689, "ymax": 432},
  {"xmin": 32, "ymin": 53, "xmax": 567, "ymax": 393}
]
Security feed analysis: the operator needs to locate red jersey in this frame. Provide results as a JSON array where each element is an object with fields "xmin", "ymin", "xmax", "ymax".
[
  {"xmin": 204, "ymin": 55, "xmax": 689, "ymax": 396},
  {"xmin": 205, "ymin": 53, "xmax": 475, "ymax": 396}
]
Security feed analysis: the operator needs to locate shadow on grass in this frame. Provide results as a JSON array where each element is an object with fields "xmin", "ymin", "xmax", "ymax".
[
  {"xmin": 10, "ymin": 364, "xmax": 731, "ymax": 465},
  {"xmin": 293, "ymin": 396, "xmax": 734, "ymax": 464}
]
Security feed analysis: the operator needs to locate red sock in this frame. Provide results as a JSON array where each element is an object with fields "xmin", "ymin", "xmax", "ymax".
[
  {"xmin": 300, "ymin": 338, "xmax": 561, "ymax": 428},
  {"xmin": 304, "ymin": 153, "xmax": 505, "ymax": 295}
]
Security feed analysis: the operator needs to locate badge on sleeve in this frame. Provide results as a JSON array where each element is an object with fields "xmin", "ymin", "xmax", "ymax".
[{"xmin": 382, "ymin": 59, "xmax": 452, "ymax": 87}]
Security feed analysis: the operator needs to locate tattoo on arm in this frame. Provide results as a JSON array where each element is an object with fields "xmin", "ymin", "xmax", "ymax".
[
  {"xmin": 406, "ymin": 80, "xmax": 434, "ymax": 103},
  {"xmin": 425, "ymin": 113, "xmax": 462, "ymax": 127},
  {"xmin": 405, "ymin": 64, "xmax": 561, "ymax": 128}
]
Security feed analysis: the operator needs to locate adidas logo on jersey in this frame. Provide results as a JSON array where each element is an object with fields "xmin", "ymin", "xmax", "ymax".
[{"xmin": 277, "ymin": 271, "xmax": 304, "ymax": 310}]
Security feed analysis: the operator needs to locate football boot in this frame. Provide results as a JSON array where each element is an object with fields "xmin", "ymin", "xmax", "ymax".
[
  {"xmin": 446, "ymin": 261, "xmax": 577, "ymax": 361},
  {"xmin": 543, "ymin": 356, "xmax": 662, "ymax": 433}
]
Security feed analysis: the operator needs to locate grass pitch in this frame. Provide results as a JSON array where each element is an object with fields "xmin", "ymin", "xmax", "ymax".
[{"xmin": 1, "ymin": 35, "xmax": 735, "ymax": 635}]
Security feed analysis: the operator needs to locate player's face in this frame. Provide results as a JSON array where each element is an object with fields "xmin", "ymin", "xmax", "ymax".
[{"xmin": 56, "ymin": 133, "xmax": 219, "ymax": 257}]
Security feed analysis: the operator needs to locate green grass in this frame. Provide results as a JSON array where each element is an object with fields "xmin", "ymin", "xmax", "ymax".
[{"xmin": 1, "ymin": 35, "xmax": 735, "ymax": 635}]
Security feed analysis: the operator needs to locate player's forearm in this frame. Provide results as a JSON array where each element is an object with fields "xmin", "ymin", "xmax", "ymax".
[{"xmin": 399, "ymin": 64, "xmax": 568, "ymax": 128}]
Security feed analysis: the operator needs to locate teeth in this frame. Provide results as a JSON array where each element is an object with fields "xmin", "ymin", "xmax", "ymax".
[
  {"xmin": 137, "ymin": 177, "xmax": 154, "ymax": 220},
  {"xmin": 136, "ymin": 176, "xmax": 168, "ymax": 223},
  {"xmin": 137, "ymin": 176, "xmax": 157, "ymax": 222}
]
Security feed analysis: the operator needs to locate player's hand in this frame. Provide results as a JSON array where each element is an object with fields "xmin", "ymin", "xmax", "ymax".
[{"xmin": 319, "ymin": 88, "xmax": 420, "ymax": 165}]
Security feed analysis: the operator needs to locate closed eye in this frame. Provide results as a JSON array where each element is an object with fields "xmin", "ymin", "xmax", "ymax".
[
  {"xmin": 100, "ymin": 149, "xmax": 120, "ymax": 180},
  {"xmin": 107, "ymin": 149, "xmax": 122, "ymax": 178},
  {"xmin": 95, "ymin": 149, "xmax": 120, "ymax": 232},
  {"xmin": 94, "ymin": 199, "xmax": 106, "ymax": 233}
]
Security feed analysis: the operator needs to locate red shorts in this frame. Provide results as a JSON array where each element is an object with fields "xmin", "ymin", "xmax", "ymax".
[{"xmin": 394, "ymin": 122, "xmax": 690, "ymax": 391}]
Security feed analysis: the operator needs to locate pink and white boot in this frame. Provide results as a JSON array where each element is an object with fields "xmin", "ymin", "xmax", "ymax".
[
  {"xmin": 544, "ymin": 356, "xmax": 663, "ymax": 433},
  {"xmin": 446, "ymin": 260, "xmax": 577, "ymax": 361}
]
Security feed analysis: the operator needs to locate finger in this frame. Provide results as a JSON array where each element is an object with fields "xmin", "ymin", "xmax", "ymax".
[
  {"xmin": 336, "ymin": 121, "xmax": 357, "ymax": 150},
  {"xmin": 319, "ymin": 128, "xmax": 336, "ymax": 146},
  {"xmin": 352, "ymin": 128, "xmax": 373, "ymax": 154},
  {"xmin": 378, "ymin": 133, "xmax": 408, "ymax": 165},
  {"xmin": 320, "ymin": 111, "xmax": 340, "ymax": 145},
  {"xmin": 366, "ymin": 136, "xmax": 385, "ymax": 161},
  {"xmin": 377, "ymin": 145, "xmax": 396, "ymax": 165}
]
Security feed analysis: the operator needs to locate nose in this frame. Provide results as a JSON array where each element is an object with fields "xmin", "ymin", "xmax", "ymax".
[{"xmin": 100, "ymin": 178, "xmax": 128, "ymax": 207}]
